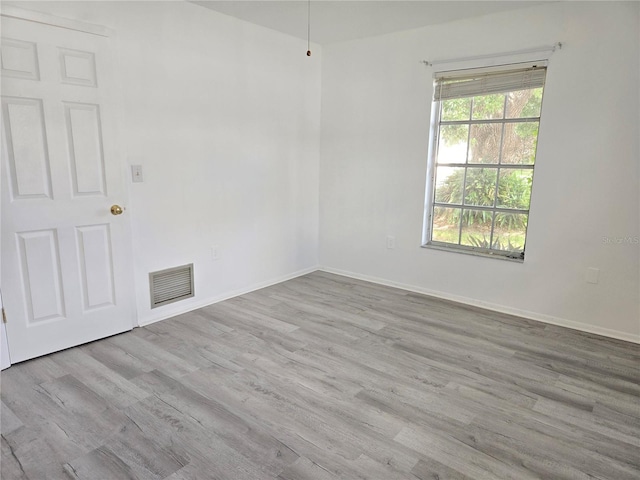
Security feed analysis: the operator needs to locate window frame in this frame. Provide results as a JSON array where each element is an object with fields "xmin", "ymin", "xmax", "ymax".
[{"xmin": 422, "ymin": 62, "xmax": 547, "ymax": 261}]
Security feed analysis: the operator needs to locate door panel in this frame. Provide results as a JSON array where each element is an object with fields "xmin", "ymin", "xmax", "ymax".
[
  {"xmin": 76, "ymin": 224, "xmax": 115, "ymax": 311},
  {"xmin": 3, "ymin": 97, "xmax": 53, "ymax": 199},
  {"xmin": 1, "ymin": 14, "xmax": 134, "ymax": 362},
  {"xmin": 1, "ymin": 38, "xmax": 40, "ymax": 80},
  {"xmin": 59, "ymin": 48, "xmax": 97, "ymax": 87},
  {"xmin": 64, "ymin": 102, "xmax": 106, "ymax": 196},
  {"xmin": 16, "ymin": 229, "xmax": 65, "ymax": 323}
]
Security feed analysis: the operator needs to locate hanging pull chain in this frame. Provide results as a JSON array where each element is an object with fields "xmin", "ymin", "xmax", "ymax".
[{"xmin": 306, "ymin": 0, "xmax": 311, "ymax": 56}]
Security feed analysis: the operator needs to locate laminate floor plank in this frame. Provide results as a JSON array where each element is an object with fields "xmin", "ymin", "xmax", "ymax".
[
  {"xmin": 190, "ymin": 365, "xmax": 420, "ymax": 474},
  {"xmin": 411, "ymin": 458, "xmax": 474, "ymax": 480},
  {"xmin": 532, "ymin": 398, "xmax": 640, "ymax": 448},
  {"xmin": 1, "ymin": 400, "xmax": 23, "ymax": 435},
  {"xmin": 121, "ymin": 394, "xmax": 276, "ymax": 480},
  {"xmin": 556, "ymin": 374, "xmax": 639, "ymax": 417},
  {"xmin": 1, "ymin": 272, "xmax": 638, "ymax": 479},
  {"xmin": 80, "ymin": 341, "xmax": 154, "ymax": 381},
  {"xmin": 2, "ymin": 441, "xmax": 31, "ymax": 480},
  {"xmin": 49, "ymin": 348, "xmax": 150, "ymax": 410},
  {"xmin": 105, "ymin": 332, "xmax": 202, "ymax": 378},
  {"xmin": 277, "ymin": 457, "xmax": 339, "ymax": 480},
  {"xmin": 64, "ymin": 419, "xmax": 189, "ymax": 480},
  {"xmin": 199, "ymin": 307, "xmax": 308, "ymax": 355},
  {"xmin": 394, "ymin": 425, "xmax": 540, "ymax": 480}
]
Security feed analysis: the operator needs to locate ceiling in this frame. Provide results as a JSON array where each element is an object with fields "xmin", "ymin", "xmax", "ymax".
[{"xmin": 191, "ymin": 1, "xmax": 546, "ymax": 45}]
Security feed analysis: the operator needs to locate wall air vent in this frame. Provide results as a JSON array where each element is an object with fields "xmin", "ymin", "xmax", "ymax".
[{"xmin": 149, "ymin": 264, "xmax": 194, "ymax": 308}]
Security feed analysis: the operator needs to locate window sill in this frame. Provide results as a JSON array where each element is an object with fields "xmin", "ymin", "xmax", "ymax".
[{"xmin": 421, "ymin": 243, "xmax": 524, "ymax": 263}]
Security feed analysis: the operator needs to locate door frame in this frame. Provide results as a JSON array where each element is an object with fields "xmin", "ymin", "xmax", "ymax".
[
  {"xmin": 1, "ymin": 4, "xmax": 113, "ymax": 37},
  {"xmin": 1, "ymin": 291, "xmax": 9, "ymax": 369},
  {"xmin": 0, "ymin": 5, "xmax": 138, "ymax": 368}
]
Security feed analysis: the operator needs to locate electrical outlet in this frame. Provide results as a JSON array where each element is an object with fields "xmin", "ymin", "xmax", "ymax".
[
  {"xmin": 386, "ymin": 235, "xmax": 396, "ymax": 249},
  {"xmin": 211, "ymin": 245, "xmax": 219, "ymax": 261},
  {"xmin": 586, "ymin": 267, "xmax": 599, "ymax": 284}
]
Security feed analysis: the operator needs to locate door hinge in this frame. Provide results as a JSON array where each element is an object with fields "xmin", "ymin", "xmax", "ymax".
[{"xmin": 1, "ymin": 308, "xmax": 6, "ymax": 324}]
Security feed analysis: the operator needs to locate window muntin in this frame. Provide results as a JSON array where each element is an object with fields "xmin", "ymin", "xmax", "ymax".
[{"xmin": 425, "ymin": 65, "xmax": 546, "ymax": 260}]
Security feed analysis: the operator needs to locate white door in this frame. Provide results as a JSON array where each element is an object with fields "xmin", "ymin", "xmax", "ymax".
[{"xmin": 1, "ymin": 14, "xmax": 135, "ymax": 363}]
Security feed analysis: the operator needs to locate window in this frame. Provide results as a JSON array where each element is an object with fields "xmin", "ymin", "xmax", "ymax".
[{"xmin": 423, "ymin": 63, "xmax": 547, "ymax": 260}]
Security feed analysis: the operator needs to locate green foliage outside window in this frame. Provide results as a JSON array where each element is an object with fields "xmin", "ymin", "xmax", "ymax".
[{"xmin": 432, "ymin": 88, "xmax": 542, "ymax": 253}]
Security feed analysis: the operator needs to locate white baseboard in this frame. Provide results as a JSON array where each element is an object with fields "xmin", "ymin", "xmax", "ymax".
[
  {"xmin": 319, "ymin": 266, "xmax": 640, "ymax": 345},
  {"xmin": 137, "ymin": 265, "xmax": 319, "ymax": 328}
]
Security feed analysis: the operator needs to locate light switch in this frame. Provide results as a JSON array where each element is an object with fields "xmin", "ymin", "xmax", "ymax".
[
  {"xmin": 586, "ymin": 267, "xmax": 599, "ymax": 284},
  {"xmin": 131, "ymin": 165, "xmax": 143, "ymax": 183},
  {"xmin": 386, "ymin": 235, "xmax": 395, "ymax": 249}
]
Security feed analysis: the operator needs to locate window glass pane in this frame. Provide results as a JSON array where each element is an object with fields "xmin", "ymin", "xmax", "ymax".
[
  {"xmin": 506, "ymin": 88, "xmax": 543, "ymax": 118},
  {"xmin": 468, "ymin": 124, "xmax": 502, "ymax": 164},
  {"xmin": 432, "ymin": 206, "xmax": 461, "ymax": 244},
  {"xmin": 437, "ymin": 125, "xmax": 468, "ymax": 164},
  {"xmin": 428, "ymin": 67, "xmax": 545, "ymax": 258},
  {"xmin": 471, "ymin": 94, "xmax": 505, "ymax": 120},
  {"xmin": 493, "ymin": 213, "xmax": 528, "ymax": 252},
  {"xmin": 464, "ymin": 168, "xmax": 497, "ymax": 207},
  {"xmin": 501, "ymin": 122, "xmax": 538, "ymax": 164},
  {"xmin": 460, "ymin": 209, "xmax": 493, "ymax": 248},
  {"xmin": 496, "ymin": 169, "xmax": 533, "ymax": 209},
  {"xmin": 435, "ymin": 167, "xmax": 464, "ymax": 204},
  {"xmin": 441, "ymin": 97, "xmax": 471, "ymax": 121}
]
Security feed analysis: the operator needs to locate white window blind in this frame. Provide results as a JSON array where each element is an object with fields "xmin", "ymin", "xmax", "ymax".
[{"xmin": 434, "ymin": 64, "xmax": 547, "ymax": 101}]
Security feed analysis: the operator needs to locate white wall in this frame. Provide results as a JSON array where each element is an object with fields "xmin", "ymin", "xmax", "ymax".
[
  {"xmin": 18, "ymin": 1, "xmax": 322, "ymax": 325},
  {"xmin": 319, "ymin": 2, "xmax": 640, "ymax": 341}
]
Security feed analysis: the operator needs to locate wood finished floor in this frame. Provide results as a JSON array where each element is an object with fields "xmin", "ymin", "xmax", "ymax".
[{"xmin": 1, "ymin": 271, "xmax": 639, "ymax": 480}]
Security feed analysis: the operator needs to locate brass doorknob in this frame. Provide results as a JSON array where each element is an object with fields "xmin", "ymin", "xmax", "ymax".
[{"xmin": 110, "ymin": 205, "xmax": 124, "ymax": 215}]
